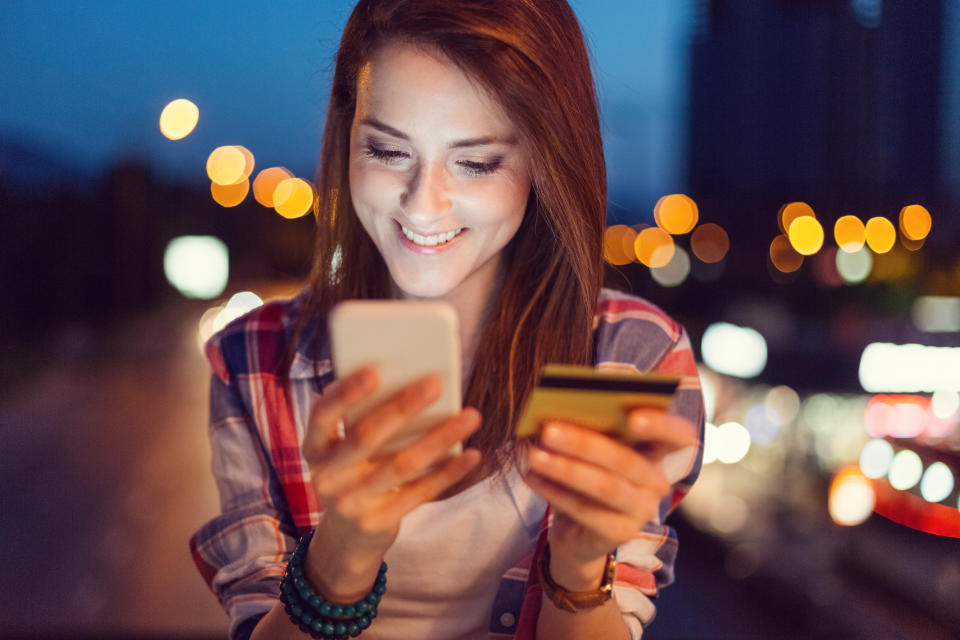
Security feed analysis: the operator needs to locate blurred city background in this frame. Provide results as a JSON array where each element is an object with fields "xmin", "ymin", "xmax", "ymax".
[{"xmin": 1, "ymin": 1, "xmax": 958, "ymax": 638}]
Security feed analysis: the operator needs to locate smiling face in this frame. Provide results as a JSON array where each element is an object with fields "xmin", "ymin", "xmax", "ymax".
[{"xmin": 348, "ymin": 41, "xmax": 532, "ymax": 302}]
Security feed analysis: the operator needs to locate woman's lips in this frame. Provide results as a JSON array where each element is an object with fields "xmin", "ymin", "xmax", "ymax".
[{"xmin": 395, "ymin": 220, "xmax": 468, "ymax": 255}]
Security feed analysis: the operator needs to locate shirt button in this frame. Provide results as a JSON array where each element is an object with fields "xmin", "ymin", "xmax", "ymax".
[{"xmin": 500, "ymin": 612, "xmax": 516, "ymax": 628}]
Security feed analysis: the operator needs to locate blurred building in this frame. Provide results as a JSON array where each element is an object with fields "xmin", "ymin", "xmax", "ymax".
[{"xmin": 687, "ymin": 0, "xmax": 946, "ymax": 239}]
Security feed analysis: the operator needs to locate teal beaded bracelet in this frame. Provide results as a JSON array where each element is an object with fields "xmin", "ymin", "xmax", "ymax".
[{"xmin": 279, "ymin": 530, "xmax": 386, "ymax": 639}]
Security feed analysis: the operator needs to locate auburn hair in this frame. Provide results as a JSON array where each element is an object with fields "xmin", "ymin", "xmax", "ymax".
[{"xmin": 288, "ymin": 0, "xmax": 606, "ymax": 469}]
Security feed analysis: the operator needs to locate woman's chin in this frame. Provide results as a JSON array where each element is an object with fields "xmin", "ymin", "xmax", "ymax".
[{"xmin": 389, "ymin": 273, "xmax": 459, "ymax": 300}]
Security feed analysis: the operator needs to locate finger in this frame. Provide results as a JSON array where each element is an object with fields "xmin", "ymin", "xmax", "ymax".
[
  {"xmin": 310, "ymin": 375, "xmax": 443, "ymax": 495},
  {"xmin": 524, "ymin": 471, "xmax": 645, "ymax": 546},
  {"xmin": 527, "ymin": 445, "xmax": 668, "ymax": 520},
  {"xmin": 358, "ymin": 448, "xmax": 482, "ymax": 532},
  {"xmin": 539, "ymin": 421, "xmax": 662, "ymax": 488},
  {"xmin": 304, "ymin": 367, "xmax": 379, "ymax": 458},
  {"xmin": 336, "ymin": 408, "xmax": 481, "ymax": 514},
  {"xmin": 626, "ymin": 409, "xmax": 699, "ymax": 458}
]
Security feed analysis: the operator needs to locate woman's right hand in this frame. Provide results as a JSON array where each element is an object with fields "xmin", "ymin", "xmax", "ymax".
[{"xmin": 300, "ymin": 366, "xmax": 482, "ymax": 602}]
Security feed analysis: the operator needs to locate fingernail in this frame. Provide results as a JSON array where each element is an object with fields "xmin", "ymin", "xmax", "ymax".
[{"xmin": 630, "ymin": 414, "xmax": 650, "ymax": 432}]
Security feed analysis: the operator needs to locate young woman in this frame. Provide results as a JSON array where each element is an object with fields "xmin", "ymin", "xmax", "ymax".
[{"xmin": 190, "ymin": 1, "xmax": 704, "ymax": 639}]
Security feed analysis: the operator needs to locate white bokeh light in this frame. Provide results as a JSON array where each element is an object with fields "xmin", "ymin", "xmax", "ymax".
[
  {"xmin": 213, "ymin": 291, "xmax": 264, "ymax": 333},
  {"xmin": 888, "ymin": 449, "xmax": 923, "ymax": 491},
  {"xmin": 715, "ymin": 421, "xmax": 751, "ymax": 464},
  {"xmin": 163, "ymin": 235, "xmax": 229, "ymax": 299},
  {"xmin": 919, "ymin": 462, "xmax": 954, "ymax": 503},
  {"xmin": 858, "ymin": 343, "xmax": 960, "ymax": 393},
  {"xmin": 930, "ymin": 390, "xmax": 960, "ymax": 419},
  {"xmin": 836, "ymin": 246, "xmax": 872, "ymax": 284},
  {"xmin": 701, "ymin": 322, "xmax": 767, "ymax": 379},
  {"xmin": 859, "ymin": 438, "xmax": 894, "ymax": 479},
  {"xmin": 651, "ymin": 246, "xmax": 691, "ymax": 287},
  {"xmin": 829, "ymin": 471, "xmax": 875, "ymax": 526}
]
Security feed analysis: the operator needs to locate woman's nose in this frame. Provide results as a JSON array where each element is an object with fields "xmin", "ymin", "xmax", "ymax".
[{"xmin": 400, "ymin": 162, "xmax": 452, "ymax": 221}]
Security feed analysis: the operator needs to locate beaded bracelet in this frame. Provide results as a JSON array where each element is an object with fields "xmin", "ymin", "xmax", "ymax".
[{"xmin": 279, "ymin": 530, "xmax": 387, "ymax": 639}]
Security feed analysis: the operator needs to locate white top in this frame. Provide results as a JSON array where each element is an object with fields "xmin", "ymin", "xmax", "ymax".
[{"xmin": 364, "ymin": 465, "xmax": 546, "ymax": 640}]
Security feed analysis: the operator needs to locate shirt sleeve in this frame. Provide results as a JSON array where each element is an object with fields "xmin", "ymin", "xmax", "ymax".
[
  {"xmin": 612, "ymin": 326, "xmax": 705, "ymax": 637},
  {"xmin": 189, "ymin": 371, "xmax": 299, "ymax": 639}
]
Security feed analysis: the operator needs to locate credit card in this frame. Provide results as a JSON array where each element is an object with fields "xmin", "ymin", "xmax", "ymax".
[{"xmin": 514, "ymin": 364, "xmax": 680, "ymax": 443}]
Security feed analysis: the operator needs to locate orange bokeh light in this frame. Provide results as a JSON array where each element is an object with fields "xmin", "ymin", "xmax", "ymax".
[
  {"xmin": 769, "ymin": 234, "xmax": 803, "ymax": 273},
  {"xmin": 654, "ymin": 194, "xmax": 699, "ymax": 235},
  {"xmin": 253, "ymin": 167, "xmax": 294, "ymax": 207},
  {"xmin": 778, "ymin": 201, "xmax": 815, "ymax": 235},
  {"xmin": 211, "ymin": 179, "xmax": 250, "ymax": 207},
  {"xmin": 899, "ymin": 204, "xmax": 932, "ymax": 241},
  {"xmin": 834, "ymin": 215, "xmax": 866, "ymax": 253},
  {"xmin": 634, "ymin": 227, "xmax": 675, "ymax": 268},
  {"xmin": 865, "ymin": 216, "xmax": 896, "ymax": 254},
  {"xmin": 690, "ymin": 223, "xmax": 730, "ymax": 263},
  {"xmin": 273, "ymin": 178, "xmax": 315, "ymax": 219},
  {"xmin": 787, "ymin": 216, "xmax": 824, "ymax": 256}
]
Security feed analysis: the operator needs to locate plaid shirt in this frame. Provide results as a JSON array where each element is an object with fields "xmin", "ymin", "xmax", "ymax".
[{"xmin": 190, "ymin": 287, "xmax": 704, "ymax": 639}]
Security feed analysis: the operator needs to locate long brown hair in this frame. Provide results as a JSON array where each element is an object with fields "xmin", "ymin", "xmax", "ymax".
[{"xmin": 289, "ymin": 0, "xmax": 606, "ymax": 468}]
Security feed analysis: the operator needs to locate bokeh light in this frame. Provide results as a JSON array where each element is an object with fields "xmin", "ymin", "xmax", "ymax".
[
  {"xmin": 163, "ymin": 235, "xmax": 229, "ymax": 299},
  {"xmin": 701, "ymin": 322, "xmax": 767, "ymax": 378},
  {"xmin": 930, "ymin": 390, "xmax": 959, "ymax": 419},
  {"xmin": 865, "ymin": 216, "xmax": 896, "ymax": 253},
  {"xmin": 829, "ymin": 466, "xmax": 875, "ymax": 526},
  {"xmin": 634, "ymin": 227, "xmax": 675, "ymax": 268},
  {"xmin": 690, "ymin": 223, "xmax": 729, "ymax": 263},
  {"xmin": 654, "ymin": 194, "xmax": 699, "ymax": 235},
  {"xmin": 210, "ymin": 179, "xmax": 250, "ymax": 207},
  {"xmin": 899, "ymin": 204, "xmax": 932, "ymax": 241},
  {"xmin": 864, "ymin": 394, "xmax": 927, "ymax": 438},
  {"xmin": 651, "ymin": 245, "xmax": 690, "ymax": 287},
  {"xmin": 744, "ymin": 404, "xmax": 779, "ymax": 444},
  {"xmin": 888, "ymin": 449, "xmax": 923, "ymax": 490},
  {"xmin": 159, "ymin": 98, "xmax": 199, "ymax": 140},
  {"xmin": 859, "ymin": 342, "xmax": 960, "ymax": 393},
  {"xmin": 603, "ymin": 225, "xmax": 637, "ymax": 266},
  {"xmin": 834, "ymin": 215, "xmax": 866, "ymax": 252},
  {"xmin": 859, "ymin": 438, "xmax": 894, "ymax": 479},
  {"xmin": 836, "ymin": 246, "xmax": 872, "ymax": 284},
  {"xmin": 253, "ymin": 166, "xmax": 294, "ymax": 208},
  {"xmin": 714, "ymin": 421, "xmax": 751, "ymax": 464},
  {"xmin": 213, "ymin": 291, "xmax": 264, "ymax": 333},
  {"xmin": 787, "ymin": 216, "xmax": 824, "ymax": 256},
  {"xmin": 765, "ymin": 385, "xmax": 800, "ymax": 425},
  {"xmin": 812, "ymin": 247, "xmax": 842, "ymax": 287},
  {"xmin": 206, "ymin": 146, "xmax": 251, "ymax": 186},
  {"xmin": 911, "ymin": 296, "xmax": 960, "ymax": 333},
  {"xmin": 920, "ymin": 462, "xmax": 954, "ymax": 503},
  {"xmin": 273, "ymin": 178, "xmax": 316, "ymax": 219},
  {"xmin": 778, "ymin": 201, "xmax": 815, "ymax": 235},
  {"xmin": 769, "ymin": 235, "xmax": 803, "ymax": 273},
  {"xmin": 702, "ymin": 422, "xmax": 719, "ymax": 464}
]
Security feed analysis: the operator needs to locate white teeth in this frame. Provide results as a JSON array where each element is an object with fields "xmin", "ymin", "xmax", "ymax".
[{"xmin": 401, "ymin": 224, "xmax": 463, "ymax": 247}]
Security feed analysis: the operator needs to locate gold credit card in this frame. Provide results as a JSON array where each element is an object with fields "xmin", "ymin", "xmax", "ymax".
[{"xmin": 514, "ymin": 365, "xmax": 680, "ymax": 443}]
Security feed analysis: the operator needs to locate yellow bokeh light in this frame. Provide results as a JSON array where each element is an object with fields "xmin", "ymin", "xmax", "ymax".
[
  {"xmin": 206, "ymin": 146, "xmax": 248, "ymax": 186},
  {"xmin": 273, "ymin": 178, "xmax": 315, "ymax": 219},
  {"xmin": 234, "ymin": 145, "xmax": 255, "ymax": 183},
  {"xmin": 787, "ymin": 216, "xmax": 824, "ymax": 255},
  {"xmin": 769, "ymin": 235, "xmax": 803, "ymax": 273},
  {"xmin": 654, "ymin": 194, "xmax": 699, "ymax": 235},
  {"xmin": 690, "ymin": 223, "xmax": 729, "ymax": 263},
  {"xmin": 865, "ymin": 216, "xmax": 896, "ymax": 254},
  {"xmin": 778, "ymin": 201, "xmax": 815, "ymax": 235},
  {"xmin": 834, "ymin": 215, "xmax": 866, "ymax": 253},
  {"xmin": 634, "ymin": 227, "xmax": 675, "ymax": 268},
  {"xmin": 253, "ymin": 167, "xmax": 294, "ymax": 207},
  {"xmin": 899, "ymin": 204, "xmax": 931, "ymax": 241},
  {"xmin": 211, "ymin": 179, "xmax": 250, "ymax": 207},
  {"xmin": 159, "ymin": 98, "xmax": 199, "ymax": 140},
  {"xmin": 602, "ymin": 225, "xmax": 637, "ymax": 266}
]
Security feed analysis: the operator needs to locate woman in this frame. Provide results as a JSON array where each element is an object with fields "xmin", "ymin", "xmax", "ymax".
[{"xmin": 190, "ymin": 1, "xmax": 704, "ymax": 639}]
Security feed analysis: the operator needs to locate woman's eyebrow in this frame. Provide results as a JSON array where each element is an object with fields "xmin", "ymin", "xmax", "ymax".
[{"xmin": 359, "ymin": 117, "xmax": 516, "ymax": 148}]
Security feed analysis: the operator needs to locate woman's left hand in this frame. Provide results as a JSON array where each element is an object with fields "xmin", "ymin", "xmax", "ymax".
[{"xmin": 523, "ymin": 408, "xmax": 698, "ymax": 589}]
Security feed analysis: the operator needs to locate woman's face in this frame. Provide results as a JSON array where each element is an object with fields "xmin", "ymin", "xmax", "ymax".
[{"xmin": 348, "ymin": 41, "xmax": 532, "ymax": 301}]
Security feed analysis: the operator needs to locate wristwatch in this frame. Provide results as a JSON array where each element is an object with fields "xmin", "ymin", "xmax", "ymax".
[{"xmin": 537, "ymin": 544, "xmax": 616, "ymax": 613}]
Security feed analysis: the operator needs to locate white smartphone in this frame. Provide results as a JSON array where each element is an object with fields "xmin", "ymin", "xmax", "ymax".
[{"xmin": 329, "ymin": 300, "xmax": 463, "ymax": 456}]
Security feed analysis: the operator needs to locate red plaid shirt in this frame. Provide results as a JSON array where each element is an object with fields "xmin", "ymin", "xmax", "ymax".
[{"xmin": 190, "ymin": 287, "xmax": 704, "ymax": 639}]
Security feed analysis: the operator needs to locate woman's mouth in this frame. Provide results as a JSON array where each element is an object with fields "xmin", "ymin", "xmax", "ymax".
[{"xmin": 396, "ymin": 221, "xmax": 467, "ymax": 253}]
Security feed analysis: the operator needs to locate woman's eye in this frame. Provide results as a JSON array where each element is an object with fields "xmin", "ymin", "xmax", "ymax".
[
  {"xmin": 365, "ymin": 145, "xmax": 408, "ymax": 164},
  {"xmin": 458, "ymin": 158, "xmax": 502, "ymax": 176}
]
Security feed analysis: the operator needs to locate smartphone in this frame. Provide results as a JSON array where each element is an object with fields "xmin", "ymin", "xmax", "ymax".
[
  {"xmin": 514, "ymin": 364, "xmax": 680, "ymax": 443},
  {"xmin": 329, "ymin": 300, "xmax": 463, "ymax": 456}
]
